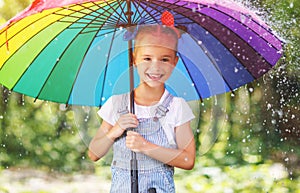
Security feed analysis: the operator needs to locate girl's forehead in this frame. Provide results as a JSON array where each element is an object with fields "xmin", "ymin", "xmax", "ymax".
[{"xmin": 135, "ymin": 33, "xmax": 177, "ymax": 51}]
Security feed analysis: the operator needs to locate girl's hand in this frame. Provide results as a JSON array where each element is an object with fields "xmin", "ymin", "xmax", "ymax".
[
  {"xmin": 111, "ymin": 113, "xmax": 139, "ymax": 139},
  {"xmin": 126, "ymin": 131, "xmax": 149, "ymax": 153}
]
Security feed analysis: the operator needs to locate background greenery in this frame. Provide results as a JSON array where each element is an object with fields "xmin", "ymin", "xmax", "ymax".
[{"xmin": 0, "ymin": 0, "xmax": 299, "ymax": 192}]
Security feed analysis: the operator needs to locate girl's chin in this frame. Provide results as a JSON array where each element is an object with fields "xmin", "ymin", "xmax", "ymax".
[{"xmin": 141, "ymin": 80, "xmax": 165, "ymax": 88}]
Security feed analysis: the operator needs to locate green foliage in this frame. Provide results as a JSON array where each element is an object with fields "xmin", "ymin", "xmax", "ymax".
[
  {"xmin": 0, "ymin": 0, "xmax": 31, "ymax": 20},
  {"xmin": 0, "ymin": 89, "xmax": 98, "ymax": 173},
  {"xmin": 175, "ymin": 162, "xmax": 300, "ymax": 193}
]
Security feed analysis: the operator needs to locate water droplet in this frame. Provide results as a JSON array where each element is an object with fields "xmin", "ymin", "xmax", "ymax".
[
  {"xmin": 240, "ymin": 14, "xmax": 246, "ymax": 23},
  {"xmin": 234, "ymin": 67, "xmax": 239, "ymax": 73}
]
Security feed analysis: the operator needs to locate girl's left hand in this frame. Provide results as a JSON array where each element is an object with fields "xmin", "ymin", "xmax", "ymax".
[{"xmin": 126, "ymin": 131, "xmax": 149, "ymax": 153}]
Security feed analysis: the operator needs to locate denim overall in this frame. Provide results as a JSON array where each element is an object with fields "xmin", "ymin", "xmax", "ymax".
[{"xmin": 110, "ymin": 93, "xmax": 176, "ymax": 193}]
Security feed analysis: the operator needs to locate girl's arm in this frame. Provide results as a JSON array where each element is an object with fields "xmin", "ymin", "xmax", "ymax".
[
  {"xmin": 88, "ymin": 113, "xmax": 139, "ymax": 161},
  {"xmin": 88, "ymin": 121, "xmax": 114, "ymax": 161},
  {"xmin": 126, "ymin": 121, "xmax": 195, "ymax": 170}
]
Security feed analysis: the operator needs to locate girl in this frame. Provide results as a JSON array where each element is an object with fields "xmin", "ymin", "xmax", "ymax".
[{"xmin": 88, "ymin": 23, "xmax": 195, "ymax": 193}]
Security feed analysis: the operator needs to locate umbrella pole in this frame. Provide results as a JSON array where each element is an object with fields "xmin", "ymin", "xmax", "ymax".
[
  {"xmin": 129, "ymin": 35, "xmax": 139, "ymax": 193},
  {"xmin": 126, "ymin": 1, "xmax": 138, "ymax": 193}
]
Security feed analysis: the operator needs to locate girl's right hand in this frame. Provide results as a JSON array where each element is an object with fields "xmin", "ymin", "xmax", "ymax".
[{"xmin": 111, "ymin": 113, "xmax": 139, "ymax": 139}]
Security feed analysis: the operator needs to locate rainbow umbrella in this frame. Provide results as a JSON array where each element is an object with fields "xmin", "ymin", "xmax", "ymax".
[
  {"xmin": 0, "ymin": 0, "xmax": 283, "ymax": 192},
  {"xmin": 0, "ymin": 0, "xmax": 283, "ymax": 107}
]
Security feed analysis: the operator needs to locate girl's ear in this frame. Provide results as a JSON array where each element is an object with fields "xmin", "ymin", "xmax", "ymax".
[
  {"xmin": 174, "ymin": 55, "xmax": 179, "ymax": 66},
  {"xmin": 132, "ymin": 52, "xmax": 137, "ymax": 67}
]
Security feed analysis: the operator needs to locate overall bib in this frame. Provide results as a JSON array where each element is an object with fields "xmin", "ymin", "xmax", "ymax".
[{"xmin": 110, "ymin": 93, "xmax": 176, "ymax": 193}]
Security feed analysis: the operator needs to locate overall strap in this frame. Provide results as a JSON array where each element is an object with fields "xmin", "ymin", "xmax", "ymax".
[
  {"xmin": 117, "ymin": 93, "xmax": 129, "ymax": 115},
  {"xmin": 153, "ymin": 92, "xmax": 174, "ymax": 121}
]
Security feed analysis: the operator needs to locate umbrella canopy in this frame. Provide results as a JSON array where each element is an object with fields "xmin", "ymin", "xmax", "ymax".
[{"xmin": 0, "ymin": 0, "xmax": 283, "ymax": 107}]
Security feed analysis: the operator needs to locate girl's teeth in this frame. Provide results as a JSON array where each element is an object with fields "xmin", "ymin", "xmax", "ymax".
[{"xmin": 148, "ymin": 74, "xmax": 161, "ymax": 80}]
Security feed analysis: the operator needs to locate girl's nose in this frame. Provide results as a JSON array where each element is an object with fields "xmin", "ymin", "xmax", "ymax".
[{"xmin": 150, "ymin": 60, "xmax": 161, "ymax": 70}]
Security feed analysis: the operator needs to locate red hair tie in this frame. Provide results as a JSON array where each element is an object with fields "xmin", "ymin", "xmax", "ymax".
[{"xmin": 161, "ymin": 11, "xmax": 181, "ymax": 38}]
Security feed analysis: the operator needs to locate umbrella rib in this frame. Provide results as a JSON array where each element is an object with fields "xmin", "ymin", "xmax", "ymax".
[
  {"xmin": 177, "ymin": 52, "xmax": 203, "ymax": 102},
  {"xmin": 146, "ymin": 1, "xmax": 245, "ymax": 90},
  {"xmin": 2, "ymin": 2, "xmax": 118, "ymax": 73},
  {"xmin": 131, "ymin": 0, "xmax": 157, "ymax": 24},
  {"xmin": 151, "ymin": 0, "xmax": 275, "ymax": 78},
  {"xmin": 95, "ymin": 29, "xmax": 115, "ymax": 37},
  {"xmin": 32, "ymin": 5, "xmax": 119, "ymax": 103},
  {"xmin": 154, "ymin": 0, "xmax": 280, "ymax": 54},
  {"xmin": 91, "ymin": 0, "xmax": 128, "ymax": 26},
  {"xmin": 93, "ymin": 2, "xmax": 127, "ymax": 25},
  {"xmin": 197, "ymin": 39, "xmax": 235, "ymax": 92},
  {"xmin": 1, "ymin": 10, "xmax": 90, "ymax": 73},
  {"xmin": 134, "ymin": 1, "xmax": 163, "ymax": 23},
  {"xmin": 0, "ymin": 2, "xmax": 110, "ymax": 48},
  {"xmin": 204, "ymin": 5, "xmax": 282, "ymax": 52},
  {"xmin": 98, "ymin": 28, "xmax": 119, "ymax": 107},
  {"xmin": 131, "ymin": 0, "xmax": 144, "ymax": 23},
  {"xmin": 54, "ymin": 12, "xmax": 106, "ymax": 24},
  {"xmin": 65, "ymin": 9, "xmax": 125, "ymax": 106},
  {"xmin": 54, "ymin": 3, "xmax": 122, "ymax": 27},
  {"xmin": 0, "ymin": 7, "xmax": 68, "ymax": 48}
]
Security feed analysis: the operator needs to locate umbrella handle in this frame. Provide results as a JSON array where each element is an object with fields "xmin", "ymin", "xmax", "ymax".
[
  {"xmin": 131, "ymin": 151, "xmax": 139, "ymax": 193},
  {"xmin": 148, "ymin": 188, "xmax": 157, "ymax": 193}
]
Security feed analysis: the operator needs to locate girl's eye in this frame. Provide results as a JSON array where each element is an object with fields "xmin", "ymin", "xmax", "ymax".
[
  {"xmin": 162, "ymin": 58, "xmax": 170, "ymax": 62},
  {"xmin": 144, "ymin": 57, "xmax": 151, "ymax": 61}
]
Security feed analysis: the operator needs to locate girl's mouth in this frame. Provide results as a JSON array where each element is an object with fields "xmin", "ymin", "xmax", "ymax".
[{"xmin": 146, "ymin": 73, "xmax": 163, "ymax": 81}]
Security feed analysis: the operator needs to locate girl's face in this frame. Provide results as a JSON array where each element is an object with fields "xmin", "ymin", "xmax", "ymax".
[{"xmin": 133, "ymin": 33, "xmax": 179, "ymax": 89}]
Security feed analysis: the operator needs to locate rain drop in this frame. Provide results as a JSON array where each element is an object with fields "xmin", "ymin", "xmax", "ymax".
[
  {"xmin": 240, "ymin": 14, "xmax": 246, "ymax": 23},
  {"xmin": 234, "ymin": 67, "xmax": 239, "ymax": 73}
]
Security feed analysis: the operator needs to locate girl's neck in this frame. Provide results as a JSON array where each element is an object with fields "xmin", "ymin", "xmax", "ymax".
[{"xmin": 134, "ymin": 84, "xmax": 165, "ymax": 106}]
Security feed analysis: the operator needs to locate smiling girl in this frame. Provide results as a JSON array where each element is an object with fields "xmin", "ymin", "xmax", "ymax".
[{"xmin": 88, "ymin": 23, "xmax": 195, "ymax": 193}]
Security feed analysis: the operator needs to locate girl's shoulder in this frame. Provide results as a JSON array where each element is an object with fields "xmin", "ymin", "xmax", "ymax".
[{"xmin": 169, "ymin": 95, "xmax": 189, "ymax": 108}]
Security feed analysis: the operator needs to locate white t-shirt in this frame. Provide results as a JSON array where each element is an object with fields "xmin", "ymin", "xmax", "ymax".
[{"xmin": 98, "ymin": 90, "xmax": 195, "ymax": 146}]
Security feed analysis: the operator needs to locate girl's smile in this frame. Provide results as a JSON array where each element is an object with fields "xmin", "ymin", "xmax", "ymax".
[{"xmin": 133, "ymin": 33, "xmax": 179, "ymax": 89}]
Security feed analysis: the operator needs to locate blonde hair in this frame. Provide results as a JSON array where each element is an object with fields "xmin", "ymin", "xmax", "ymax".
[{"xmin": 134, "ymin": 24, "xmax": 179, "ymax": 51}]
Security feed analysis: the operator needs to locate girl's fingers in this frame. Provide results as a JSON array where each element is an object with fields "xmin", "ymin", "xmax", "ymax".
[{"xmin": 117, "ymin": 114, "xmax": 138, "ymax": 130}]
